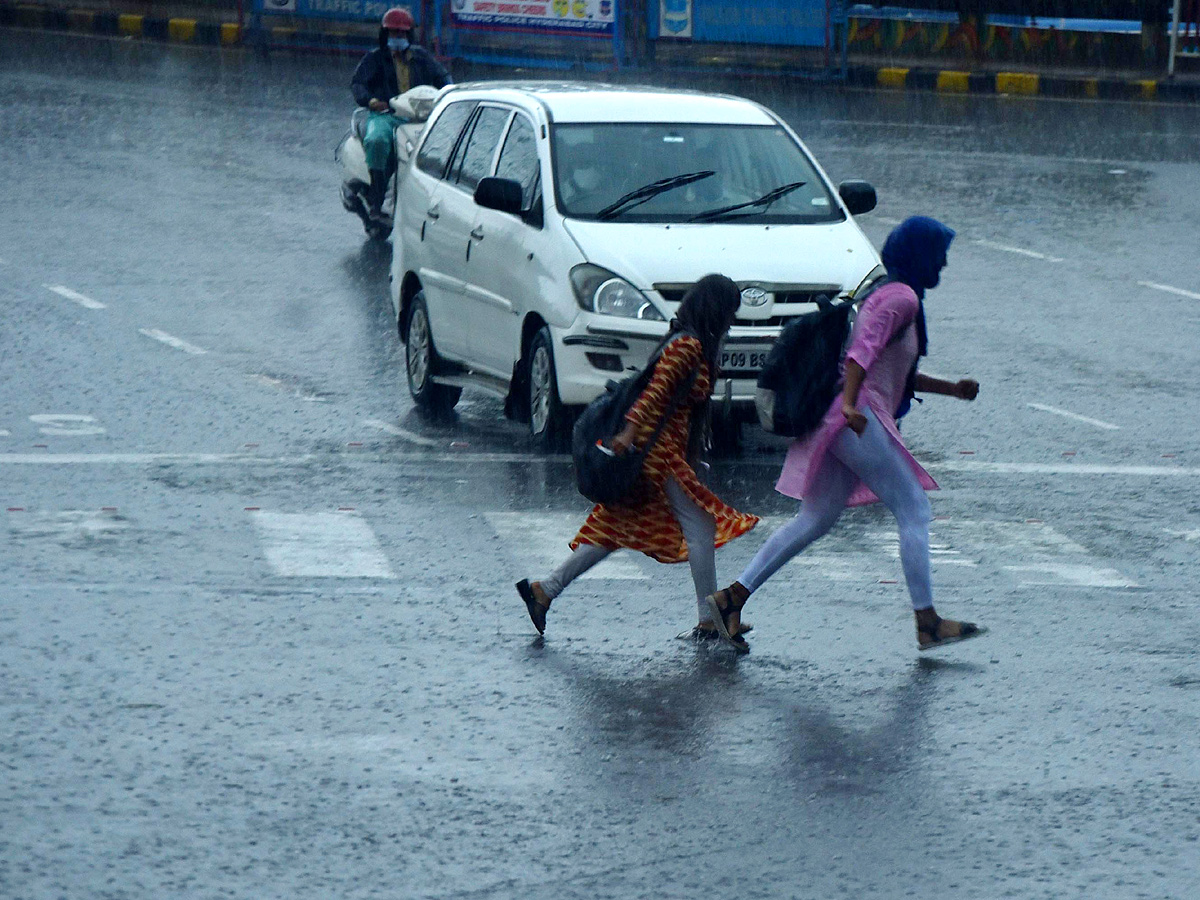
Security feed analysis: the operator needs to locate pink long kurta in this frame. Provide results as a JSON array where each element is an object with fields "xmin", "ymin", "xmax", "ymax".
[{"xmin": 774, "ymin": 282, "xmax": 939, "ymax": 506}]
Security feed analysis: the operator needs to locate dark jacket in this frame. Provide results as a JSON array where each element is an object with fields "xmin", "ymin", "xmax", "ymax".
[{"xmin": 351, "ymin": 45, "xmax": 451, "ymax": 108}]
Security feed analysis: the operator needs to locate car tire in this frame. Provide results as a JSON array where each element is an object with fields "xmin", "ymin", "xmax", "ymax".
[
  {"xmin": 405, "ymin": 292, "xmax": 461, "ymax": 415},
  {"xmin": 527, "ymin": 327, "xmax": 571, "ymax": 453}
]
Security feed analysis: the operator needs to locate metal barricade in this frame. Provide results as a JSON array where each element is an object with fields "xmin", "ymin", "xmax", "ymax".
[{"xmin": 1170, "ymin": 0, "xmax": 1199, "ymax": 75}]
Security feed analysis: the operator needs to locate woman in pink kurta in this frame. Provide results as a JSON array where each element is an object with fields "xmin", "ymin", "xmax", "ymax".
[{"xmin": 707, "ymin": 216, "xmax": 988, "ymax": 653}]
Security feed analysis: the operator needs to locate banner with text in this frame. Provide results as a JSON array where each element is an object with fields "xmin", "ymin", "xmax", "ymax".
[{"xmin": 451, "ymin": 0, "xmax": 615, "ymax": 35}]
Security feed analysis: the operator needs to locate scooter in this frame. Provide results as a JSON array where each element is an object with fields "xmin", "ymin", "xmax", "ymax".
[{"xmin": 336, "ymin": 85, "xmax": 440, "ymax": 240}]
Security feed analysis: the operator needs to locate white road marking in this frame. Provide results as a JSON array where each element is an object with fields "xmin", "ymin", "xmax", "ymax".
[
  {"xmin": 1, "ymin": 453, "xmax": 1199, "ymax": 479},
  {"xmin": 0, "ymin": 453, "xmax": 305, "ymax": 465},
  {"xmin": 1027, "ymin": 402, "xmax": 1120, "ymax": 431},
  {"xmin": 972, "ymin": 239, "xmax": 1063, "ymax": 263},
  {"xmin": 29, "ymin": 414, "xmax": 105, "ymax": 436},
  {"xmin": 1138, "ymin": 281, "xmax": 1200, "ymax": 301},
  {"xmin": 251, "ymin": 511, "xmax": 394, "ymax": 578},
  {"xmin": 1003, "ymin": 563, "xmax": 1139, "ymax": 589},
  {"xmin": 821, "ymin": 119, "xmax": 974, "ymax": 132},
  {"xmin": 485, "ymin": 512, "xmax": 647, "ymax": 580},
  {"xmin": 365, "ymin": 419, "xmax": 443, "ymax": 448},
  {"xmin": 45, "ymin": 284, "xmax": 106, "ymax": 309},
  {"xmin": 1165, "ymin": 527, "xmax": 1200, "ymax": 542},
  {"xmin": 935, "ymin": 461, "xmax": 1200, "ymax": 477},
  {"xmin": 139, "ymin": 328, "xmax": 207, "ymax": 355},
  {"xmin": 875, "ymin": 216, "xmax": 902, "ymax": 226},
  {"xmin": 0, "ymin": 429, "xmax": 9, "ymax": 436},
  {"xmin": 745, "ymin": 518, "xmax": 1131, "ymax": 589},
  {"xmin": 7, "ymin": 509, "xmax": 129, "ymax": 540}
]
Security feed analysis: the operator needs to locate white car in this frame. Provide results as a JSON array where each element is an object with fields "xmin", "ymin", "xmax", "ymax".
[{"xmin": 389, "ymin": 82, "xmax": 884, "ymax": 449}]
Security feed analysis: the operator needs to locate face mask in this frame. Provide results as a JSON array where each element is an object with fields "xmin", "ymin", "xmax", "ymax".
[{"xmin": 387, "ymin": 37, "xmax": 409, "ymax": 52}]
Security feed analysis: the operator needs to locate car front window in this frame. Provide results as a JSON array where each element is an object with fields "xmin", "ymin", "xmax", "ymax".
[{"xmin": 551, "ymin": 123, "xmax": 841, "ymax": 224}]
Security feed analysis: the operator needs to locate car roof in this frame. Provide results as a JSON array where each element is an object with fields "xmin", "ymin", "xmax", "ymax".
[{"xmin": 444, "ymin": 81, "xmax": 779, "ymax": 126}]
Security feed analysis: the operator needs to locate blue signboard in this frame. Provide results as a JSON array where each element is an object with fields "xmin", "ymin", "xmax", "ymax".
[{"xmin": 656, "ymin": 0, "xmax": 827, "ymax": 48}]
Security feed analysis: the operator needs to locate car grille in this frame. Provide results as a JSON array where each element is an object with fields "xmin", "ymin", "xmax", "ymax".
[{"xmin": 654, "ymin": 284, "xmax": 844, "ymax": 327}]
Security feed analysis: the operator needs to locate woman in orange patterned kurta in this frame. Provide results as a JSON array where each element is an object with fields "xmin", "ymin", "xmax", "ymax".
[{"xmin": 516, "ymin": 275, "xmax": 759, "ymax": 648}]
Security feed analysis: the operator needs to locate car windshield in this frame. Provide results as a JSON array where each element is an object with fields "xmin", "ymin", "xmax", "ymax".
[{"xmin": 551, "ymin": 123, "xmax": 841, "ymax": 223}]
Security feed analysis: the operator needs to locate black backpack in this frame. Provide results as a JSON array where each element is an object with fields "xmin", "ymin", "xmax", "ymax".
[
  {"xmin": 573, "ymin": 336, "xmax": 698, "ymax": 505},
  {"xmin": 754, "ymin": 295, "xmax": 857, "ymax": 439}
]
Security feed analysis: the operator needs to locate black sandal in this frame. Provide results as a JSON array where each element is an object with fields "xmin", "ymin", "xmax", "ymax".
[
  {"xmin": 516, "ymin": 579, "xmax": 551, "ymax": 635},
  {"xmin": 705, "ymin": 587, "xmax": 750, "ymax": 654},
  {"xmin": 916, "ymin": 613, "xmax": 987, "ymax": 652}
]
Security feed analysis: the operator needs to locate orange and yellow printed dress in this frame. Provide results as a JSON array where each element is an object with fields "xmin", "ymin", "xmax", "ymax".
[{"xmin": 570, "ymin": 334, "xmax": 758, "ymax": 564}]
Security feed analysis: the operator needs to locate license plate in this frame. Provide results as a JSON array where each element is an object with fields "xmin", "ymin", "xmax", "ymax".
[{"xmin": 719, "ymin": 345, "xmax": 770, "ymax": 375}]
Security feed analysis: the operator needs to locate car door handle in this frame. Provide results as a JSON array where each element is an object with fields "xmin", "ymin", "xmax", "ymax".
[
  {"xmin": 426, "ymin": 204, "xmax": 440, "ymax": 220},
  {"xmin": 469, "ymin": 226, "xmax": 484, "ymax": 240}
]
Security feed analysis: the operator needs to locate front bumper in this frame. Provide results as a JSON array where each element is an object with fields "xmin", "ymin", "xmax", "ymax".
[{"xmin": 551, "ymin": 315, "xmax": 772, "ymax": 410}]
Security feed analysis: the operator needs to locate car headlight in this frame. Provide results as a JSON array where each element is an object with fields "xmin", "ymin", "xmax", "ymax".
[
  {"xmin": 851, "ymin": 264, "xmax": 887, "ymax": 299},
  {"xmin": 570, "ymin": 264, "xmax": 665, "ymax": 321}
]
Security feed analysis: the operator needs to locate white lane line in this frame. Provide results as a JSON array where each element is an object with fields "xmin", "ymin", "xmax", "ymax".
[
  {"xmin": 875, "ymin": 216, "xmax": 902, "ymax": 226},
  {"xmin": 935, "ymin": 461, "xmax": 1200, "ymax": 476},
  {"xmin": 972, "ymin": 239, "xmax": 1063, "ymax": 263},
  {"xmin": 139, "ymin": 329, "xmax": 207, "ymax": 355},
  {"xmin": 1, "ymin": 453, "xmax": 1199, "ymax": 478},
  {"xmin": 44, "ymin": 284, "xmax": 106, "ymax": 309},
  {"xmin": 820, "ymin": 119, "xmax": 974, "ymax": 132},
  {"xmin": 250, "ymin": 511, "xmax": 394, "ymax": 578},
  {"xmin": 1027, "ymin": 403, "xmax": 1120, "ymax": 431},
  {"xmin": 1138, "ymin": 281, "xmax": 1200, "ymax": 301},
  {"xmin": 365, "ymin": 419, "xmax": 443, "ymax": 448},
  {"xmin": 0, "ymin": 429, "xmax": 9, "ymax": 436}
]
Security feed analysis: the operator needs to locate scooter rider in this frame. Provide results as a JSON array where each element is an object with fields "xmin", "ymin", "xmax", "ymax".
[{"xmin": 351, "ymin": 7, "xmax": 452, "ymax": 221}]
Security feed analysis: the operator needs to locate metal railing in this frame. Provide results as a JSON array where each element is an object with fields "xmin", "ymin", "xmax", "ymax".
[{"xmin": 1170, "ymin": 0, "xmax": 1199, "ymax": 74}]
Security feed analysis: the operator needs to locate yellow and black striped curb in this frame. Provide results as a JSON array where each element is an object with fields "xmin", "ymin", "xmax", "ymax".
[
  {"xmin": 0, "ymin": 2, "xmax": 243, "ymax": 45},
  {"xmin": 850, "ymin": 64, "xmax": 1200, "ymax": 104}
]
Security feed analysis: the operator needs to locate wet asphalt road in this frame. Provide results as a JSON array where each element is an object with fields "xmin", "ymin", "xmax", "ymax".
[{"xmin": 2, "ymin": 29, "xmax": 1200, "ymax": 900}]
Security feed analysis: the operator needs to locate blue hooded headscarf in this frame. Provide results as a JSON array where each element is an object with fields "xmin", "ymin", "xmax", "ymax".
[{"xmin": 880, "ymin": 216, "xmax": 955, "ymax": 418}]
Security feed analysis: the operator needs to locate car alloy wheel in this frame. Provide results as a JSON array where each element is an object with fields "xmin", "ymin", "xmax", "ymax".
[
  {"xmin": 407, "ymin": 305, "xmax": 432, "ymax": 395},
  {"xmin": 529, "ymin": 343, "xmax": 552, "ymax": 436}
]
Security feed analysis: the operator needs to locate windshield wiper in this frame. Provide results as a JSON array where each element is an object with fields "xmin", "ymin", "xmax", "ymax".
[
  {"xmin": 687, "ymin": 181, "xmax": 807, "ymax": 223},
  {"xmin": 596, "ymin": 170, "xmax": 716, "ymax": 221}
]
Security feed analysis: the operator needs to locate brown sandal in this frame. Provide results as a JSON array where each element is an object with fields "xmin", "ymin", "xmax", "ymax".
[
  {"xmin": 916, "ymin": 613, "xmax": 987, "ymax": 651},
  {"xmin": 516, "ymin": 579, "xmax": 551, "ymax": 635}
]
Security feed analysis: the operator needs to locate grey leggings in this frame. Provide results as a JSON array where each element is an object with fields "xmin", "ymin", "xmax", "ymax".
[
  {"xmin": 539, "ymin": 478, "xmax": 718, "ymax": 621},
  {"xmin": 737, "ymin": 408, "xmax": 934, "ymax": 610}
]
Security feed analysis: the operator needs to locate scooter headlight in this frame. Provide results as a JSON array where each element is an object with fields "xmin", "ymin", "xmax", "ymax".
[{"xmin": 570, "ymin": 264, "xmax": 665, "ymax": 321}]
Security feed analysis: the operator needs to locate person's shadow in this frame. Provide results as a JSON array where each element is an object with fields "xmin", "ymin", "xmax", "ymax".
[{"xmin": 535, "ymin": 643, "xmax": 985, "ymax": 805}]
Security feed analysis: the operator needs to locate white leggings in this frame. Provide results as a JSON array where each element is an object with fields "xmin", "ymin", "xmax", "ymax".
[
  {"xmin": 738, "ymin": 409, "xmax": 934, "ymax": 610},
  {"xmin": 538, "ymin": 478, "xmax": 718, "ymax": 622}
]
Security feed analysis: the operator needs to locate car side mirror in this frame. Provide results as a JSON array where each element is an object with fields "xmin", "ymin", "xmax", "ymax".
[
  {"xmin": 475, "ymin": 177, "xmax": 524, "ymax": 216},
  {"xmin": 838, "ymin": 180, "xmax": 877, "ymax": 216}
]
